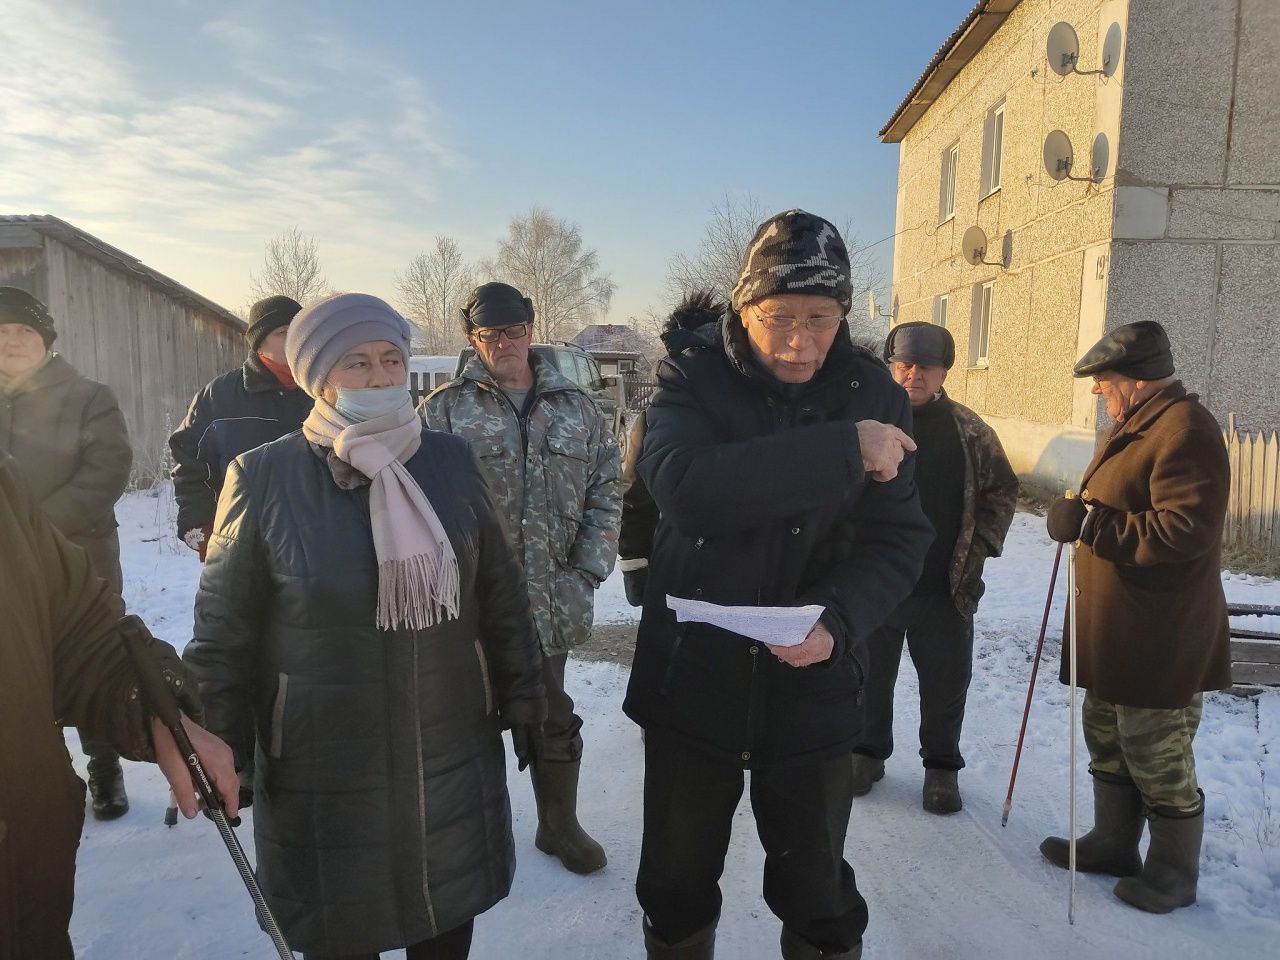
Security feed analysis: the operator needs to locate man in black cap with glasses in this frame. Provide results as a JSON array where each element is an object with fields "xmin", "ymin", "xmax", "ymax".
[
  {"xmin": 851, "ymin": 321, "xmax": 1017, "ymax": 814},
  {"xmin": 421, "ymin": 281, "xmax": 621, "ymax": 877}
]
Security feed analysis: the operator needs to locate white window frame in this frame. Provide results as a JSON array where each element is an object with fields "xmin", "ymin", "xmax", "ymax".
[
  {"xmin": 932, "ymin": 293, "xmax": 949, "ymax": 329},
  {"xmin": 970, "ymin": 281, "xmax": 994, "ymax": 367},
  {"xmin": 980, "ymin": 101, "xmax": 1005, "ymax": 198},
  {"xmin": 939, "ymin": 141, "xmax": 959, "ymax": 223}
]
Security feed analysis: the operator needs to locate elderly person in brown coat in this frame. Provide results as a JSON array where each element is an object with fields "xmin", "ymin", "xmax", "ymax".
[
  {"xmin": 0, "ymin": 287, "xmax": 135, "ymax": 819},
  {"xmin": 0, "ymin": 453, "xmax": 239, "ymax": 960},
  {"xmin": 1041, "ymin": 320, "xmax": 1231, "ymax": 914}
]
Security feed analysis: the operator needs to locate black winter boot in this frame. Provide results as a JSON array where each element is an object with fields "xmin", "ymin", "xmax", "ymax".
[
  {"xmin": 531, "ymin": 759, "xmax": 607, "ymax": 874},
  {"xmin": 850, "ymin": 755, "xmax": 884, "ymax": 798},
  {"xmin": 87, "ymin": 749, "xmax": 129, "ymax": 821},
  {"xmin": 780, "ymin": 927, "xmax": 862, "ymax": 959},
  {"xmin": 1040, "ymin": 773, "xmax": 1143, "ymax": 877},
  {"xmin": 922, "ymin": 769, "xmax": 962, "ymax": 814},
  {"xmin": 643, "ymin": 916, "xmax": 716, "ymax": 959},
  {"xmin": 1113, "ymin": 793, "xmax": 1204, "ymax": 914}
]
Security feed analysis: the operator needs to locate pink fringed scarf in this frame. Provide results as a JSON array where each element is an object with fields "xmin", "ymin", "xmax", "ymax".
[{"xmin": 303, "ymin": 399, "xmax": 459, "ymax": 631}]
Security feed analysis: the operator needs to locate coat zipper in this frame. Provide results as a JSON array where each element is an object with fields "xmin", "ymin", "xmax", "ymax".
[{"xmin": 410, "ymin": 637, "xmax": 440, "ymax": 932}]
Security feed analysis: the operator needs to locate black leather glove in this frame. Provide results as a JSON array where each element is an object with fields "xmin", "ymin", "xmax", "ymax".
[
  {"xmin": 511, "ymin": 723, "xmax": 545, "ymax": 772},
  {"xmin": 623, "ymin": 568, "xmax": 648, "ymax": 607},
  {"xmin": 1046, "ymin": 496, "xmax": 1087, "ymax": 543}
]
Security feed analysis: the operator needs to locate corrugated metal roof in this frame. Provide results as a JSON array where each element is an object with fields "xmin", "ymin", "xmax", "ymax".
[
  {"xmin": 0, "ymin": 214, "xmax": 245, "ymax": 333},
  {"xmin": 879, "ymin": 0, "xmax": 1021, "ymax": 143}
]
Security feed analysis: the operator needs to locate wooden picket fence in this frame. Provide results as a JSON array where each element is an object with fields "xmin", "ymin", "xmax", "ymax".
[{"xmin": 1224, "ymin": 414, "xmax": 1280, "ymax": 554}]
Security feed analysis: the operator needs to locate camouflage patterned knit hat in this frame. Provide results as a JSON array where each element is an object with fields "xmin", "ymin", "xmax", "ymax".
[{"xmin": 731, "ymin": 210, "xmax": 853, "ymax": 314}]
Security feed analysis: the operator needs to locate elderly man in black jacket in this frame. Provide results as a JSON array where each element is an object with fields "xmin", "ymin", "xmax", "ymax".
[
  {"xmin": 625, "ymin": 211, "xmax": 932, "ymax": 960},
  {"xmin": 168, "ymin": 296, "xmax": 312, "ymax": 558}
]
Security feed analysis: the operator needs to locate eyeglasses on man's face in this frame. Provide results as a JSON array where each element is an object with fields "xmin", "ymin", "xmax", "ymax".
[
  {"xmin": 471, "ymin": 323, "xmax": 531, "ymax": 343},
  {"xmin": 748, "ymin": 309, "xmax": 844, "ymax": 334}
]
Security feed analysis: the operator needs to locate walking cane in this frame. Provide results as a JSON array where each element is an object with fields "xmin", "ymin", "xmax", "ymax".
[
  {"xmin": 1066, "ymin": 491, "xmax": 1080, "ymax": 925},
  {"xmin": 119, "ymin": 619, "xmax": 296, "ymax": 959},
  {"xmin": 1001, "ymin": 539, "xmax": 1064, "ymax": 827}
]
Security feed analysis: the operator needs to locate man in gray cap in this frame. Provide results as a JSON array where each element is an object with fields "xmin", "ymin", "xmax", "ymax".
[
  {"xmin": 851, "ymin": 321, "xmax": 1017, "ymax": 813},
  {"xmin": 421, "ymin": 281, "xmax": 621, "ymax": 876},
  {"xmin": 1041, "ymin": 320, "xmax": 1231, "ymax": 913}
]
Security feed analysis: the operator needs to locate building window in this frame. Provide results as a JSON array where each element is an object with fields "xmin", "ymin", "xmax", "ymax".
[
  {"xmin": 932, "ymin": 293, "xmax": 949, "ymax": 329},
  {"xmin": 939, "ymin": 141, "xmax": 959, "ymax": 222},
  {"xmin": 970, "ymin": 281, "xmax": 994, "ymax": 366},
  {"xmin": 980, "ymin": 101, "xmax": 1005, "ymax": 197}
]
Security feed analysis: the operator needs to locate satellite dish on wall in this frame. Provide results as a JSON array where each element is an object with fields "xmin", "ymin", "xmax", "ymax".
[
  {"xmin": 1043, "ymin": 130, "xmax": 1108, "ymax": 183},
  {"xmin": 1101, "ymin": 23, "xmax": 1124, "ymax": 76},
  {"xmin": 1047, "ymin": 21, "xmax": 1122, "ymax": 77},
  {"xmin": 1046, "ymin": 22, "xmax": 1080, "ymax": 76},
  {"xmin": 1091, "ymin": 132, "xmax": 1111, "ymax": 180},
  {"xmin": 962, "ymin": 225, "xmax": 1004, "ymax": 267},
  {"xmin": 1043, "ymin": 130, "xmax": 1075, "ymax": 181}
]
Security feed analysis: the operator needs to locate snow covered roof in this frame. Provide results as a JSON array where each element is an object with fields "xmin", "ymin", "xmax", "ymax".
[{"xmin": 571, "ymin": 323, "xmax": 650, "ymax": 356}]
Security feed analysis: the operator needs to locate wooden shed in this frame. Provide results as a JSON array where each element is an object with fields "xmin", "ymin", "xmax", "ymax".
[{"xmin": 0, "ymin": 215, "xmax": 246, "ymax": 482}]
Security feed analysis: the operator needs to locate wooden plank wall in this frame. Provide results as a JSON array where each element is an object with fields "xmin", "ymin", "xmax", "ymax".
[
  {"xmin": 11, "ymin": 237, "xmax": 246, "ymax": 483},
  {"xmin": 1224, "ymin": 414, "xmax": 1280, "ymax": 554}
]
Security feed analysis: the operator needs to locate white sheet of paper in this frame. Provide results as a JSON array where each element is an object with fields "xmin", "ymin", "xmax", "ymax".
[{"xmin": 665, "ymin": 595, "xmax": 825, "ymax": 647}]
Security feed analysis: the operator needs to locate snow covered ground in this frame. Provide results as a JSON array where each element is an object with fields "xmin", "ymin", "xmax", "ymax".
[{"xmin": 67, "ymin": 488, "xmax": 1280, "ymax": 959}]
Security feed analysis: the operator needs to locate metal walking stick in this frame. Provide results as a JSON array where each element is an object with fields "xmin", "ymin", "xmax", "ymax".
[
  {"xmin": 120, "ymin": 620, "xmax": 295, "ymax": 959},
  {"xmin": 1066, "ymin": 491, "xmax": 1079, "ymax": 925},
  {"xmin": 1001, "ymin": 539, "xmax": 1065, "ymax": 827}
]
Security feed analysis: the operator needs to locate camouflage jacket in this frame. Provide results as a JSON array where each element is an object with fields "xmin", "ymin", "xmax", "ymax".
[
  {"xmin": 947, "ymin": 397, "xmax": 1019, "ymax": 616},
  {"xmin": 421, "ymin": 353, "xmax": 621, "ymax": 655}
]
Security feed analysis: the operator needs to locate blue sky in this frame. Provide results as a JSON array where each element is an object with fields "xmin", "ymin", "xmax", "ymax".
[{"xmin": 1, "ymin": 0, "xmax": 965, "ymax": 321}]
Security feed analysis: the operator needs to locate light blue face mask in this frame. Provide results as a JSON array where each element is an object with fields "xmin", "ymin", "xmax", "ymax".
[{"xmin": 334, "ymin": 384, "xmax": 410, "ymax": 423}]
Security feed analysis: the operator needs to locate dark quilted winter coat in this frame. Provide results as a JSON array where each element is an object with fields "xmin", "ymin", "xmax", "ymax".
[
  {"xmin": 184, "ymin": 430, "xmax": 545, "ymax": 957},
  {"xmin": 623, "ymin": 317, "xmax": 933, "ymax": 769},
  {"xmin": 1063, "ymin": 381, "xmax": 1232, "ymax": 708},
  {"xmin": 168, "ymin": 354, "xmax": 312, "ymax": 538},
  {"xmin": 0, "ymin": 455, "xmax": 192, "ymax": 960},
  {"xmin": 0, "ymin": 353, "xmax": 131, "ymax": 592}
]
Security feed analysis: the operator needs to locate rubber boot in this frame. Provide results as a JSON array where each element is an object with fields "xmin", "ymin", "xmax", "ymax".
[
  {"xmin": 1113, "ymin": 793, "xmax": 1204, "ymax": 914},
  {"xmin": 643, "ymin": 916, "xmax": 716, "ymax": 959},
  {"xmin": 850, "ymin": 755, "xmax": 884, "ymax": 798},
  {"xmin": 531, "ymin": 759, "xmax": 607, "ymax": 874},
  {"xmin": 922, "ymin": 769, "xmax": 962, "ymax": 815},
  {"xmin": 1040, "ymin": 773, "xmax": 1143, "ymax": 877},
  {"xmin": 86, "ymin": 748, "xmax": 129, "ymax": 821},
  {"xmin": 780, "ymin": 927, "xmax": 862, "ymax": 960}
]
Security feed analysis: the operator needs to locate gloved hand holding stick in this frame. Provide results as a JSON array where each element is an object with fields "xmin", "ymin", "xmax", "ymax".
[{"xmin": 119, "ymin": 617, "xmax": 295, "ymax": 959}]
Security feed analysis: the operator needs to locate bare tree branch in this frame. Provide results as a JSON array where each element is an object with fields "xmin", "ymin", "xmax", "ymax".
[
  {"xmin": 248, "ymin": 227, "xmax": 328, "ymax": 305},
  {"xmin": 492, "ymin": 207, "xmax": 614, "ymax": 342},
  {"xmin": 394, "ymin": 236, "xmax": 473, "ymax": 355}
]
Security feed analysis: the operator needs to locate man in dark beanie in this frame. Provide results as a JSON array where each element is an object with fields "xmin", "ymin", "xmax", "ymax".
[
  {"xmin": 851, "ymin": 322, "xmax": 1017, "ymax": 814},
  {"xmin": 624, "ymin": 211, "xmax": 931, "ymax": 959},
  {"xmin": 1041, "ymin": 320, "xmax": 1231, "ymax": 914},
  {"xmin": 1, "ymin": 286, "xmax": 136, "ymax": 820},
  {"xmin": 169, "ymin": 294, "xmax": 312, "ymax": 559},
  {"xmin": 422, "ymin": 281, "xmax": 621, "ymax": 878}
]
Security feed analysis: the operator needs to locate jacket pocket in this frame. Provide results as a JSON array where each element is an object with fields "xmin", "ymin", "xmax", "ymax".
[
  {"xmin": 268, "ymin": 673, "xmax": 289, "ymax": 759},
  {"xmin": 474, "ymin": 639, "xmax": 495, "ymax": 715}
]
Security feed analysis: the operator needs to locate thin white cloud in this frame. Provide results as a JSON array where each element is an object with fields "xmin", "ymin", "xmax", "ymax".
[{"xmin": 0, "ymin": 0, "xmax": 460, "ymax": 305}]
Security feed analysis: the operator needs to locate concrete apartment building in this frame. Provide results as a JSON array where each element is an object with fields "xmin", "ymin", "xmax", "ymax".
[{"xmin": 881, "ymin": 0, "xmax": 1279, "ymax": 489}]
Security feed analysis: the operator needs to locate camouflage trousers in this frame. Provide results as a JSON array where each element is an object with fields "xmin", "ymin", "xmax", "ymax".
[{"xmin": 1083, "ymin": 691, "xmax": 1203, "ymax": 813}]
